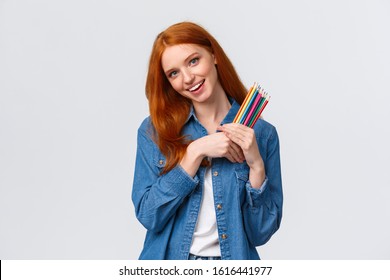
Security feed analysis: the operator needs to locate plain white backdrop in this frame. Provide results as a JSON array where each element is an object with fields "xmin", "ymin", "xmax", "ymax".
[{"xmin": 1, "ymin": 0, "xmax": 389, "ymax": 259}]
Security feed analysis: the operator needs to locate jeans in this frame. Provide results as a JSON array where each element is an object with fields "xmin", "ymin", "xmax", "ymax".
[{"xmin": 188, "ymin": 253, "xmax": 221, "ymax": 260}]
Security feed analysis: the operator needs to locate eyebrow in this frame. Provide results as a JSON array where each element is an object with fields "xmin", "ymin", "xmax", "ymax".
[{"xmin": 164, "ymin": 52, "xmax": 201, "ymax": 75}]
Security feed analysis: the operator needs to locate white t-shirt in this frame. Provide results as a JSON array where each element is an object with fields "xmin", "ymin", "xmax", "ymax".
[{"xmin": 189, "ymin": 165, "xmax": 221, "ymax": 256}]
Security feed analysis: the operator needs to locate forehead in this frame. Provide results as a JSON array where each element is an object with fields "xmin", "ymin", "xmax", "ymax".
[{"xmin": 161, "ymin": 44, "xmax": 209, "ymax": 70}]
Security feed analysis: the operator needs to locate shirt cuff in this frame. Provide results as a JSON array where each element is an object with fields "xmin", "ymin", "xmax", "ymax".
[
  {"xmin": 245, "ymin": 176, "xmax": 271, "ymax": 208},
  {"xmin": 162, "ymin": 164, "xmax": 200, "ymax": 197}
]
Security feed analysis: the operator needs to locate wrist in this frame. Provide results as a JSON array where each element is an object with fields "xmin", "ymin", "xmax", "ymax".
[
  {"xmin": 247, "ymin": 158, "xmax": 265, "ymax": 172},
  {"xmin": 249, "ymin": 164, "xmax": 266, "ymax": 189},
  {"xmin": 180, "ymin": 140, "xmax": 204, "ymax": 177},
  {"xmin": 187, "ymin": 140, "xmax": 205, "ymax": 163}
]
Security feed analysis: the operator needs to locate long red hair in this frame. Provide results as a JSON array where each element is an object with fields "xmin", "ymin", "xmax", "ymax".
[{"xmin": 146, "ymin": 22, "xmax": 247, "ymax": 173}]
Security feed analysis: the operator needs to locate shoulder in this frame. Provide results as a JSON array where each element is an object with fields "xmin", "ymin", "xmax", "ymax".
[
  {"xmin": 252, "ymin": 118, "xmax": 278, "ymax": 141},
  {"xmin": 138, "ymin": 116, "xmax": 152, "ymax": 132},
  {"xmin": 137, "ymin": 116, "xmax": 156, "ymax": 144}
]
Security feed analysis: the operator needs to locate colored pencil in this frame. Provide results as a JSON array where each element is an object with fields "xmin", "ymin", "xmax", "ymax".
[
  {"xmin": 234, "ymin": 82, "xmax": 258, "ymax": 123},
  {"xmin": 233, "ymin": 82, "xmax": 270, "ymax": 127}
]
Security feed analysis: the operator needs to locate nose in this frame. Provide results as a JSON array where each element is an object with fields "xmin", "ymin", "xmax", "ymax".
[{"xmin": 182, "ymin": 68, "xmax": 195, "ymax": 84}]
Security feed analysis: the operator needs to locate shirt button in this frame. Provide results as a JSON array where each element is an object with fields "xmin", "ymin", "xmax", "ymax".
[
  {"xmin": 221, "ymin": 234, "xmax": 228, "ymax": 240},
  {"xmin": 159, "ymin": 160, "xmax": 164, "ymax": 165},
  {"xmin": 217, "ymin": 204, "xmax": 222, "ymax": 210},
  {"xmin": 213, "ymin": 171, "xmax": 219, "ymax": 176}
]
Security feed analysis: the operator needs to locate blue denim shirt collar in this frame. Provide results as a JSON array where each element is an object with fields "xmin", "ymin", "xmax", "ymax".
[{"xmin": 185, "ymin": 96, "xmax": 240, "ymax": 125}]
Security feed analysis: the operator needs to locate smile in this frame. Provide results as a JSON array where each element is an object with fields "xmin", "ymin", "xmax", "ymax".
[{"xmin": 188, "ymin": 80, "xmax": 205, "ymax": 92}]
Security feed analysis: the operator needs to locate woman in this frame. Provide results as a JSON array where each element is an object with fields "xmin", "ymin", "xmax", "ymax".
[{"xmin": 132, "ymin": 22, "xmax": 283, "ymax": 260}]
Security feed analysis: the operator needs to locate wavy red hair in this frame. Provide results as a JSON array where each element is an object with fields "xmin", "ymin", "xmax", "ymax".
[{"xmin": 146, "ymin": 22, "xmax": 247, "ymax": 173}]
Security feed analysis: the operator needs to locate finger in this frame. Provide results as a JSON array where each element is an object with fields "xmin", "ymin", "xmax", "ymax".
[
  {"xmin": 222, "ymin": 128, "xmax": 247, "ymax": 147},
  {"xmin": 224, "ymin": 152, "xmax": 236, "ymax": 163},
  {"xmin": 218, "ymin": 123, "xmax": 251, "ymax": 135},
  {"xmin": 220, "ymin": 124, "xmax": 256, "ymax": 153},
  {"xmin": 227, "ymin": 145, "xmax": 241, "ymax": 163},
  {"xmin": 218, "ymin": 124, "xmax": 248, "ymax": 141},
  {"xmin": 229, "ymin": 142, "xmax": 245, "ymax": 162}
]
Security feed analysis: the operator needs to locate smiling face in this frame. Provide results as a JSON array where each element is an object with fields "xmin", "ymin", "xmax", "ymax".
[{"xmin": 161, "ymin": 44, "xmax": 224, "ymax": 105}]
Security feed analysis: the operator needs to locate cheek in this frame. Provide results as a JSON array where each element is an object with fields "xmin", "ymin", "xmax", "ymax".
[
  {"xmin": 169, "ymin": 78, "xmax": 183, "ymax": 92},
  {"xmin": 171, "ymin": 79, "xmax": 180, "ymax": 91},
  {"xmin": 206, "ymin": 64, "xmax": 218, "ymax": 82}
]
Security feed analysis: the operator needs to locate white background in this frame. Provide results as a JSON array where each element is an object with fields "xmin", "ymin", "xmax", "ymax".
[{"xmin": 1, "ymin": 0, "xmax": 389, "ymax": 259}]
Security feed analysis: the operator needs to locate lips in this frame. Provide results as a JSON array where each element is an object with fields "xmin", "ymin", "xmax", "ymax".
[{"xmin": 187, "ymin": 79, "xmax": 205, "ymax": 92}]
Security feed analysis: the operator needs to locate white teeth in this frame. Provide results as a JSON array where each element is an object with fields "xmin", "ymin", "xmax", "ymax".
[{"xmin": 189, "ymin": 80, "xmax": 204, "ymax": 92}]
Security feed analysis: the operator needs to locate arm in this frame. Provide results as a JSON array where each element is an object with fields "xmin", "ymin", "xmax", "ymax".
[
  {"xmin": 219, "ymin": 124, "xmax": 283, "ymax": 246},
  {"xmin": 244, "ymin": 127, "xmax": 283, "ymax": 246},
  {"xmin": 131, "ymin": 125, "xmax": 199, "ymax": 233}
]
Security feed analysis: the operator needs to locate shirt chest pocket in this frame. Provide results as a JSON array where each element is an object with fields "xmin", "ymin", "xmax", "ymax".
[
  {"xmin": 234, "ymin": 165, "xmax": 249, "ymax": 205},
  {"xmin": 235, "ymin": 168, "xmax": 249, "ymax": 189}
]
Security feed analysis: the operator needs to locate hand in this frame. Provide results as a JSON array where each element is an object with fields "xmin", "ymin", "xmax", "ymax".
[
  {"xmin": 180, "ymin": 132, "xmax": 245, "ymax": 177},
  {"xmin": 217, "ymin": 123, "xmax": 262, "ymax": 167},
  {"xmin": 191, "ymin": 132, "xmax": 245, "ymax": 163},
  {"xmin": 217, "ymin": 123, "xmax": 265, "ymax": 188}
]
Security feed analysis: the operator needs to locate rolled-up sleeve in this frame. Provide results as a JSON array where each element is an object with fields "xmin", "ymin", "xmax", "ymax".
[
  {"xmin": 132, "ymin": 121, "xmax": 199, "ymax": 233},
  {"xmin": 242, "ymin": 126, "xmax": 283, "ymax": 246}
]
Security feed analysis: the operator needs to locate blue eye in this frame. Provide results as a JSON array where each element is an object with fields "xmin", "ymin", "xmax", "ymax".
[
  {"xmin": 189, "ymin": 57, "xmax": 199, "ymax": 65},
  {"xmin": 168, "ymin": 70, "xmax": 178, "ymax": 78}
]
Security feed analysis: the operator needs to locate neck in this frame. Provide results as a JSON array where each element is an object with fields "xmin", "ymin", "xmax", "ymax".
[{"xmin": 193, "ymin": 87, "xmax": 231, "ymax": 134}]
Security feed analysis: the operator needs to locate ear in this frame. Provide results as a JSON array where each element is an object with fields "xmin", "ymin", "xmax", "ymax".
[{"xmin": 213, "ymin": 54, "xmax": 217, "ymax": 64}]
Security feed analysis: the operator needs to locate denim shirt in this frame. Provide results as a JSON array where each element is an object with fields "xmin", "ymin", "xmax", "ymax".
[{"xmin": 132, "ymin": 99, "xmax": 283, "ymax": 260}]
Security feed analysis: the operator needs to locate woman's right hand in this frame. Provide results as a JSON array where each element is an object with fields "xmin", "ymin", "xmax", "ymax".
[
  {"xmin": 180, "ymin": 132, "xmax": 244, "ymax": 177},
  {"xmin": 194, "ymin": 132, "xmax": 245, "ymax": 163}
]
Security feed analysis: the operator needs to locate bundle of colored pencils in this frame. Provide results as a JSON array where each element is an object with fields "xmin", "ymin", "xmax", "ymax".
[{"xmin": 233, "ymin": 82, "xmax": 270, "ymax": 128}]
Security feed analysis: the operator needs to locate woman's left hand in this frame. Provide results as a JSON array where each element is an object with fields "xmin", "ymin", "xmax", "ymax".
[{"xmin": 217, "ymin": 123, "xmax": 266, "ymax": 188}]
